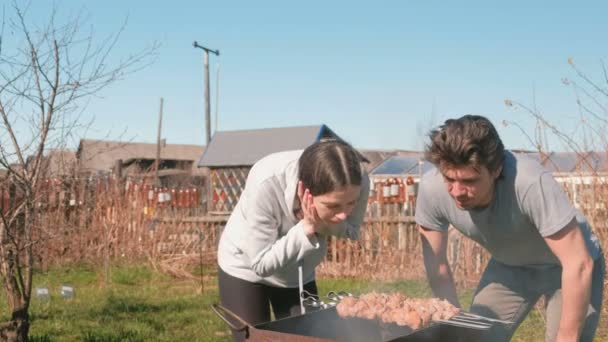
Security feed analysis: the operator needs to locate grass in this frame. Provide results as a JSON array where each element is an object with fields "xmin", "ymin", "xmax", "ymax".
[
  {"xmin": 2, "ymin": 264, "xmax": 228, "ymax": 342},
  {"xmin": 0, "ymin": 264, "xmax": 599, "ymax": 341}
]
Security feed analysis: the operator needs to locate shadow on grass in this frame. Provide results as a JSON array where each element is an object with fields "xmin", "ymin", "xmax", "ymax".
[
  {"xmin": 29, "ymin": 335, "xmax": 52, "ymax": 342},
  {"xmin": 101, "ymin": 295, "xmax": 163, "ymax": 315},
  {"xmin": 82, "ymin": 330, "xmax": 145, "ymax": 342},
  {"xmin": 94, "ymin": 293, "xmax": 202, "ymax": 335}
]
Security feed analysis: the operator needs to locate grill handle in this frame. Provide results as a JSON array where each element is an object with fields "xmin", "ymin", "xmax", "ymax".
[{"xmin": 211, "ymin": 304, "xmax": 249, "ymax": 332}]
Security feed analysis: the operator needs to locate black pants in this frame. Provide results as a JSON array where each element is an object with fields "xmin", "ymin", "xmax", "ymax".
[{"xmin": 218, "ymin": 267, "xmax": 318, "ymax": 342}]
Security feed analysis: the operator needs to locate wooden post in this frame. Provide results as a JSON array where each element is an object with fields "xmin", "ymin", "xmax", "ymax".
[{"xmin": 155, "ymin": 97, "xmax": 164, "ymax": 187}]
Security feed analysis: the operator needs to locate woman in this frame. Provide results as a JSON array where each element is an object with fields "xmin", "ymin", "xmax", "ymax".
[{"xmin": 217, "ymin": 139, "xmax": 369, "ymax": 341}]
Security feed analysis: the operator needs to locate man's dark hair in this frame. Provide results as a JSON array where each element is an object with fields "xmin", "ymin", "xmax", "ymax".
[
  {"xmin": 425, "ymin": 115, "xmax": 505, "ymax": 172},
  {"xmin": 298, "ymin": 139, "xmax": 362, "ymax": 196}
]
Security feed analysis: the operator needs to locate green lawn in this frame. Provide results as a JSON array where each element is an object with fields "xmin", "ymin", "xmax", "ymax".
[{"xmin": 0, "ymin": 264, "xmax": 596, "ymax": 341}]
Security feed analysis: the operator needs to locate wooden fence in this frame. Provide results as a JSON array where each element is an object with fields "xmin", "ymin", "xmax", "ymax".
[
  {"xmin": 33, "ymin": 204, "xmax": 488, "ymax": 284},
  {"xmin": 0, "ymin": 176, "xmax": 491, "ymax": 282}
]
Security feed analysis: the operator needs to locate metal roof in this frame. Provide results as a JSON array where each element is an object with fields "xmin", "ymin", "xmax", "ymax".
[
  {"xmin": 197, "ymin": 124, "xmax": 348, "ymax": 167},
  {"xmin": 358, "ymin": 150, "xmax": 401, "ymax": 173},
  {"xmin": 371, "ymin": 151, "xmax": 608, "ymax": 176},
  {"xmin": 520, "ymin": 151, "xmax": 608, "ymax": 173},
  {"xmin": 370, "ymin": 153, "xmax": 434, "ymax": 176}
]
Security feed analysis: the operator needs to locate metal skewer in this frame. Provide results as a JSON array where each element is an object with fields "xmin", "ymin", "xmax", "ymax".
[{"xmin": 456, "ymin": 312, "xmax": 514, "ymax": 325}]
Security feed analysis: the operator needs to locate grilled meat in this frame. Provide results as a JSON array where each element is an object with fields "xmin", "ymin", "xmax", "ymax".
[{"xmin": 336, "ymin": 292, "xmax": 460, "ymax": 329}]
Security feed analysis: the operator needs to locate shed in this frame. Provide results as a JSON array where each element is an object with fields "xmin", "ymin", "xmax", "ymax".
[
  {"xmin": 77, "ymin": 139, "xmax": 205, "ymax": 181},
  {"xmin": 43, "ymin": 149, "xmax": 77, "ymax": 177},
  {"xmin": 197, "ymin": 124, "xmax": 367, "ymax": 213}
]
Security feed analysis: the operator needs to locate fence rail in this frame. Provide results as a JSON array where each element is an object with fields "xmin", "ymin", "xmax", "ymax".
[
  {"xmin": 31, "ymin": 194, "xmax": 487, "ymax": 283},
  {"xmin": 8, "ymin": 175, "xmax": 602, "ymax": 283}
]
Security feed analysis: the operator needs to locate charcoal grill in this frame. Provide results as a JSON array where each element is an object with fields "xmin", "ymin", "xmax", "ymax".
[{"xmin": 212, "ymin": 303, "xmax": 500, "ymax": 342}]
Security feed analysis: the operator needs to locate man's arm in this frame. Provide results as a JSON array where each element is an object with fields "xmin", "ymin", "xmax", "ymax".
[
  {"xmin": 419, "ymin": 225, "xmax": 461, "ymax": 308},
  {"xmin": 544, "ymin": 218, "xmax": 594, "ymax": 342}
]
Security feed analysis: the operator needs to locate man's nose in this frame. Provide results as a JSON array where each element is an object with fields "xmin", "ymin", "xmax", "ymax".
[{"xmin": 450, "ymin": 182, "xmax": 466, "ymax": 196}]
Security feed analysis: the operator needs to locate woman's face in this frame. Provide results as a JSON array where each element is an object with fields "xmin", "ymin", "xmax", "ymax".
[{"xmin": 312, "ymin": 185, "xmax": 361, "ymax": 225}]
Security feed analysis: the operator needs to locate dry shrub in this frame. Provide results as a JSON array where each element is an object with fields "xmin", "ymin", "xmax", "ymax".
[{"xmin": 32, "ymin": 175, "xmax": 217, "ymax": 279}]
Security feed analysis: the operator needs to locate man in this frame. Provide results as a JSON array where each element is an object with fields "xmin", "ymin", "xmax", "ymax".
[{"xmin": 415, "ymin": 115, "xmax": 604, "ymax": 342}]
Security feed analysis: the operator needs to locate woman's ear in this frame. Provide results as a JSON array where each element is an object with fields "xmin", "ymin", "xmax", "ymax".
[{"xmin": 493, "ymin": 164, "xmax": 503, "ymax": 180}]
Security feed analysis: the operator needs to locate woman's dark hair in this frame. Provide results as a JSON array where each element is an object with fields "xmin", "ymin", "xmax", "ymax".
[
  {"xmin": 425, "ymin": 115, "xmax": 505, "ymax": 173},
  {"xmin": 298, "ymin": 139, "xmax": 362, "ymax": 196}
]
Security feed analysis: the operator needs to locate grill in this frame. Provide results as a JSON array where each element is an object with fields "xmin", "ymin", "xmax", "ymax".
[{"xmin": 213, "ymin": 293, "xmax": 509, "ymax": 342}]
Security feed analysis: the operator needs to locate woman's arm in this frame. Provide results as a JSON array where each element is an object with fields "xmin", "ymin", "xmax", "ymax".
[{"xmin": 238, "ymin": 179, "xmax": 322, "ymax": 278}]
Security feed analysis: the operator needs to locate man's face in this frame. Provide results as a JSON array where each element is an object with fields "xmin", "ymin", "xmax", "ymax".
[{"xmin": 441, "ymin": 164, "xmax": 501, "ymax": 210}]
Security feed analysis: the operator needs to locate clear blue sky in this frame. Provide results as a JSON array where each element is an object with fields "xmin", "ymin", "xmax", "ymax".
[{"xmin": 19, "ymin": 1, "xmax": 608, "ymax": 151}]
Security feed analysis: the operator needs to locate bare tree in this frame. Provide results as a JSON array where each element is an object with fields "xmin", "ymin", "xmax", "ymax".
[
  {"xmin": 504, "ymin": 58, "xmax": 608, "ymax": 169},
  {"xmin": 0, "ymin": 2, "xmax": 157, "ymax": 340}
]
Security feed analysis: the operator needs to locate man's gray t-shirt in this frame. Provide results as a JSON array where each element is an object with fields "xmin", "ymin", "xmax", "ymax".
[{"xmin": 415, "ymin": 151, "xmax": 601, "ymax": 266}]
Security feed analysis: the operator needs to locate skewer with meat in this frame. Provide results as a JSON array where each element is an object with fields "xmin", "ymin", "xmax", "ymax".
[{"xmin": 335, "ymin": 291, "xmax": 460, "ymax": 330}]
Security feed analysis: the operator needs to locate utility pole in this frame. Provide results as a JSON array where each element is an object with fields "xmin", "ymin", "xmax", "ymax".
[
  {"xmin": 155, "ymin": 97, "xmax": 164, "ymax": 187},
  {"xmin": 193, "ymin": 41, "xmax": 220, "ymax": 145}
]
